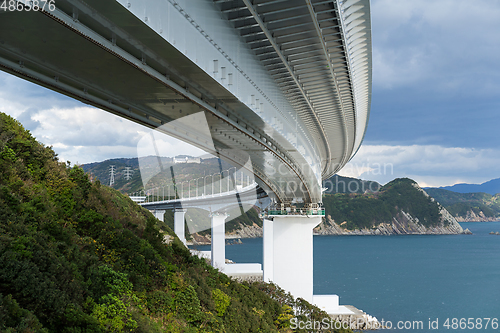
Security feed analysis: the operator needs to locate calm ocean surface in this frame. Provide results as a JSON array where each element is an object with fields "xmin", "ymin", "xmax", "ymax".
[{"xmin": 192, "ymin": 222, "xmax": 500, "ymax": 332}]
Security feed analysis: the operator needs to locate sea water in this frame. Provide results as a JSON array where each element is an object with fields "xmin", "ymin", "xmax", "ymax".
[{"xmin": 192, "ymin": 222, "xmax": 500, "ymax": 332}]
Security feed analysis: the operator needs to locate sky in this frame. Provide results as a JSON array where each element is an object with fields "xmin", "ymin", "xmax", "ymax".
[
  {"xmin": 1, "ymin": 0, "xmax": 499, "ymax": 187},
  {"xmin": 339, "ymin": 0, "xmax": 500, "ymax": 186}
]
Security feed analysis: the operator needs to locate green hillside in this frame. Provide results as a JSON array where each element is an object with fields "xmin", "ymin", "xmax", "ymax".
[
  {"xmin": 0, "ymin": 112, "xmax": 349, "ymax": 332},
  {"xmin": 81, "ymin": 156, "xmax": 234, "ymax": 194},
  {"xmin": 81, "ymin": 155, "xmax": 263, "ymax": 236},
  {"xmin": 323, "ymin": 178, "xmax": 442, "ymax": 230},
  {"xmin": 425, "ymin": 188, "xmax": 500, "ymax": 219}
]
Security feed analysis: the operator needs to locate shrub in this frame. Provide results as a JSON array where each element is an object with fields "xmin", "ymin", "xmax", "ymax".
[{"xmin": 212, "ymin": 288, "xmax": 231, "ymax": 317}]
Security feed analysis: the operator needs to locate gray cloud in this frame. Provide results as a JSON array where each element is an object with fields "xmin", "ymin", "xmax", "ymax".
[
  {"xmin": 372, "ymin": 0, "xmax": 500, "ymax": 95},
  {"xmin": 28, "ymin": 106, "xmax": 205, "ymax": 163},
  {"xmin": 339, "ymin": 144, "xmax": 500, "ymax": 187},
  {"xmin": 0, "ymin": 73, "xmax": 209, "ymax": 164},
  {"xmin": 0, "ymin": 72, "xmax": 81, "ymax": 112},
  {"xmin": 366, "ymin": 0, "xmax": 500, "ymax": 151},
  {"xmin": 17, "ymin": 108, "xmax": 41, "ymax": 131}
]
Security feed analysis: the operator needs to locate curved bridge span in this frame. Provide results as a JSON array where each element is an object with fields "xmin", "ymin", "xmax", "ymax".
[
  {"xmin": 0, "ymin": 0, "xmax": 372, "ymax": 314},
  {"xmin": 0, "ymin": 0, "xmax": 371, "ymax": 205}
]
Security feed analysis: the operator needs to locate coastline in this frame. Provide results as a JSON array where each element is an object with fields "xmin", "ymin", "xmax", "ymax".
[
  {"xmin": 314, "ymin": 209, "xmax": 472, "ymax": 236},
  {"xmin": 455, "ymin": 218, "xmax": 500, "ymax": 222},
  {"xmin": 186, "ymin": 215, "xmax": 473, "ymax": 245}
]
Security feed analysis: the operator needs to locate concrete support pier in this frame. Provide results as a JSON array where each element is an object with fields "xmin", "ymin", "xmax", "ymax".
[
  {"xmin": 210, "ymin": 212, "xmax": 228, "ymax": 271},
  {"xmin": 263, "ymin": 213, "xmax": 355, "ymax": 315},
  {"xmin": 174, "ymin": 208, "xmax": 187, "ymax": 245},
  {"xmin": 263, "ymin": 218, "xmax": 274, "ymax": 282},
  {"xmin": 152, "ymin": 209, "xmax": 165, "ymax": 222},
  {"xmin": 263, "ymin": 215, "xmax": 321, "ymax": 302}
]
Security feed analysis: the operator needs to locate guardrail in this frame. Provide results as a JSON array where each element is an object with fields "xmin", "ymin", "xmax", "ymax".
[
  {"xmin": 129, "ymin": 168, "xmax": 255, "ymax": 204},
  {"xmin": 268, "ymin": 209, "xmax": 325, "ymax": 216}
]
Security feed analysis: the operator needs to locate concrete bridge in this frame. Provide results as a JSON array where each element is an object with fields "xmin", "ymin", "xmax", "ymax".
[
  {"xmin": 141, "ymin": 180, "xmax": 267, "ymax": 279},
  {"xmin": 0, "ymin": 0, "xmax": 372, "ymax": 315}
]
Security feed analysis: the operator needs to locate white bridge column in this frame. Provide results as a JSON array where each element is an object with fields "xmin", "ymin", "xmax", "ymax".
[
  {"xmin": 263, "ymin": 218, "xmax": 274, "ymax": 282},
  {"xmin": 211, "ymin": 212, "xmax": 228, "ymax": 271},
  {"xmin": 263, "ymin": 215, "xmax": 322, "ymax": 303},
  {"xmin": 174, "ymin": 208, "xmax": 187, "ymax": 245},
  {"xmin": 152, "ymin": 209, "xmax": 166, "ymax": 222}
]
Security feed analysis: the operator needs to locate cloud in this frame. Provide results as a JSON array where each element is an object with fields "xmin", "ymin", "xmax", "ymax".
[
  {"xmin": 32, "ymin": 106, "xmax": 146, "ymax": 147},
  {"xmin": 339, "ymin": 144, "xmax": 500, "ymax": 187},
  {"xmin": 16, "ymin": 108, "xmax": 41, "ymax": 131},
  {"xmin": 3, "ymin": 6, "xmax": 500, "ymax": 187},
  {"xmin": 366, "ymin": 0, "xmax": 500, "ymax": 150},
  {"xmin": 0, "ymin": 72, "xmax": 81, "ymax": 115},
  {"xmin": 30, "ymin": 106, "xmax": 207, "ymax": 164},
  {"xmin": 0, "ymin": 75, "xmax": 206, "ymax": 164},
  {"xmin": 372, "ymin": 0, "xmax": 500, "ymax": 95}
]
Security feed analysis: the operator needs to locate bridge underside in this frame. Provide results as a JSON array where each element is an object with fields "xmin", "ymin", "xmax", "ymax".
[
  {"xmin": 0, "ymin": 1, "xmax": 322, "ymax": 204},
  {"xmin": 0, "ymin": 0, "xmax": 372, "ymax": 314},
  {"xmin": 0, "ymin": 0, "xmax": 371, "ymax": 205}
]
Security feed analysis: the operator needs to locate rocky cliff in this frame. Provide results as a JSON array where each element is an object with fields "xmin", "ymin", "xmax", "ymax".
[
  {"xmin": 316, "ymin": 182, "xmax": 470, "ymax": 235},
  {"xmin": 318, "ymin": 178, "xmax": 471, "ymax": 235},
  {"xmin": 425, "ymin": 188, "xmax": 500, "ymax": 221},
  {"xmin": 191, "ymin": 207, "xmax": 469, "ymax": 241},
  {"xmin": 454, "ymin": 210, "xmax": 499, "ymax": 222},
  {"xmin": 316, "ymin": 181, "xmax": 470, "ymax": 235},
  {"xmin": 193, "ymin": 205, "xmax": 469, "ymax": 239},
  {"xmin": 314, "ymin": 208, "xmax": 469, "ymax": 236},
  {"xmin": 227, "ymin": 222, "xmax": 263, "ymax": 238}
]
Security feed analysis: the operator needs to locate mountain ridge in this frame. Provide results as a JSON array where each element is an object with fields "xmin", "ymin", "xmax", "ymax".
[
  {"xmin": 426, "ymin": 177, "xmax": 500, "ymax": 195},
  {"xmin": 318, "ymin": 178, "xmax": 467, "ymax": 235}
]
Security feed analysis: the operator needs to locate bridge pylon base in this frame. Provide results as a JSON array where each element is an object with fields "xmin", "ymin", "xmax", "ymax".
[
  {"xmin": 152, "ymin": 210, "xmax": 166, "ymax": 222},
  {"xmin": 174, "ymin": 208, "xmax": 187, "ymax": 245},
  {"xmin": 263, "ymin": 214, "xmax": 345, "ymax": 314},
  {"xmin": 263, "ymin": 214, "xmax": 321, "ymax": 302},
  {"xmin": 210, "ymin": 212, "xmax": 228, "ymax": 271}
]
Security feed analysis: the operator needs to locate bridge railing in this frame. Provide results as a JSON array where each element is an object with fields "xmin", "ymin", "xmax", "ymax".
[{"xmin": 129, "ymin": 168, "xmax": 254, "ymax": 203}]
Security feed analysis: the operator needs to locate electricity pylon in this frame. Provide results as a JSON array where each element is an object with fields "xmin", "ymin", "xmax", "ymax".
[{"xmin": 109, "ymin": 165, "xmax": 115, "ymax": 186}]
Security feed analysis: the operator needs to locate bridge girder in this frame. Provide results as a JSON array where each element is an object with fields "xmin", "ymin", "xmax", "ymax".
[{"xmin": 0, "ymin": 0, "xmax": 371, "ymax": 205}]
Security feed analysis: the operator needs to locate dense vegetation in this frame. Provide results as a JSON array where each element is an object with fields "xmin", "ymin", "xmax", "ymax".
[
  {"xmin": 0, "ymin": 112, "xmax": 351, "ymax": 332},
  {"xmin": 322, "ymin": 178, "xmax": 442, "ymax": 230},
  {"xmin": 425, "ymin": 188, "xmax": 500, "ymax": 219}
]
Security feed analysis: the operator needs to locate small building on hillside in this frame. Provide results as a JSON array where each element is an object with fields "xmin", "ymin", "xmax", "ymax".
[{"xmin": 173, "ymin": 156, "xmax": 201, "ymax": 164}]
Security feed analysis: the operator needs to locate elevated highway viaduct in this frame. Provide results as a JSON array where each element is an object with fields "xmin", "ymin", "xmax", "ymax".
[{"xmin": 0, "ymin": 0, "xmax": 372, "ymax": 314}]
